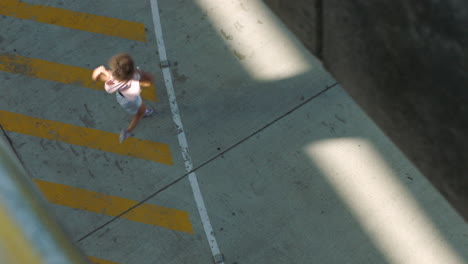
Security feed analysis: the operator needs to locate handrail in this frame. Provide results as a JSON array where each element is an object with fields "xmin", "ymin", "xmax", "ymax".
[{"xmin": 0, "ymin": 129, "xmax": 90, "ymax": 264}]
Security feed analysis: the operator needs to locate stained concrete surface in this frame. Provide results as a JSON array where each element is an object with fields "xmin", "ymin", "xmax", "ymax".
[
  {"xmin": 1, "ymin": 0, "xmax": 467, "ymax": 263},
  {"xmin": 265, "ymin": 0, "xmax": 468, "ymax": 220}
]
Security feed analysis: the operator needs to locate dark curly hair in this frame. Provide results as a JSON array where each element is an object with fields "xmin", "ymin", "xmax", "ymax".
[{"xmin": 108, "ymin": 53, "xmax": 135, "ymax": 81}]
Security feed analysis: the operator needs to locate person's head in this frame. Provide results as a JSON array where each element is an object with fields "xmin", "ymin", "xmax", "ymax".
[{"xmin": 108, "ymin": 53, "xmax": 135, "ymax": 81}]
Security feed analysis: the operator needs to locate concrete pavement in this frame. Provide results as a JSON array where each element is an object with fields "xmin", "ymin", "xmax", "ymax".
[{"xmin": 1, "ymin": 0, "xmax": 466, "ymax": 263}]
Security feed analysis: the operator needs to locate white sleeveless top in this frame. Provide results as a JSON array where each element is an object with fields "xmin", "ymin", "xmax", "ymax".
[{"xmin": 104, "ymin": 71, "xmax": 141, "ymax": 101}]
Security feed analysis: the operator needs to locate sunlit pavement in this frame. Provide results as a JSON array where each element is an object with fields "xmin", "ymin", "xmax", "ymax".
[{"xmin": 1, "ymin": 0, "xmax": 467, "ymax": 263}]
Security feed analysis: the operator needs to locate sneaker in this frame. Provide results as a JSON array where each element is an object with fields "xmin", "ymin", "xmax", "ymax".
[
  {"xmin": 119, "ymin": 129, "xmax": 131, "ymax": 143},
  {"xmin": 144, "ymin": 107, "xmax": 154, "ymax": 117}
]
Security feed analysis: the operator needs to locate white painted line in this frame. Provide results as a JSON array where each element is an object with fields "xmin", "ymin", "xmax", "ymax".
[{"xmin": 149, "ymin": 1, "xmax": 224, "ymax": 263}]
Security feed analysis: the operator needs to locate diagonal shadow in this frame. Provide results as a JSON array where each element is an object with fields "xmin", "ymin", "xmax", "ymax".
[
  {"xmin": 4, "ymin": 0, "xmax": 463, "ymax": 263},
  {"xmin": 136, "ymin": 0, "xmax": 467, "ymax": 263}
]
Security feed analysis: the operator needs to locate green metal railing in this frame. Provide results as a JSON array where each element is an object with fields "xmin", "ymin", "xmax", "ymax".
[{"xmin": 0, "ymin": 129, "xmax": 89, "ymax": 264}]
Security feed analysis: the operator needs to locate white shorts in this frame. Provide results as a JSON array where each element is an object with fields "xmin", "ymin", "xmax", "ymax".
[{"xmin": 116, "ymin": 92, "xmax": 142, "ymax": 115}]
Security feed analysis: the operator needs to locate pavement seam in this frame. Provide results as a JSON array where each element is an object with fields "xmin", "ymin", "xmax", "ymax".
[
  {"xmin": 76, "ymin": 82, "xmax": 338, "ymax": 243},
  {"xmin": 192, "ymin": 82, "xmax": 338, "ymax": 173}
]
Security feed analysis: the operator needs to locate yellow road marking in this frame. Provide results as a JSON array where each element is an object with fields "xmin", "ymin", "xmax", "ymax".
[
  {"xmin": 0, "ymin": 53, "xmax": 158, "ymax": 102},
  {"xmin": 0, "ymin": 111, "xmax": 173, "ymax": 165},
  {"xmin": 34, "ymin": 179, "xmax": 193, "ymax": 234},
  {"xmin": 88, "ymin": 256, "xmax": 122, "ymax": 264},
  {"xmin": 0, "ymin": 0, "xmax": 146, "ymax": 41}
]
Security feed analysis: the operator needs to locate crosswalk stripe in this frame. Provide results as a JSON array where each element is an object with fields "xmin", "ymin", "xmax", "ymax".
[
  {"xmin": 0, "ymin": 53, "xmax": 158, "ymax": 102},
  {"xmin": 0, "ymin": 0, "xmax": 146, "ymax": 41},
  {"xmin": 34, "ymin": 179, "xmax": 193, "ymax": 234},
  {"xmin": 0, "ymin": 111, "xmax": 173, "ymax": 165},
  {"xmin": 88, "ymin": 256, "xmax": 122, "ymax": 264}
]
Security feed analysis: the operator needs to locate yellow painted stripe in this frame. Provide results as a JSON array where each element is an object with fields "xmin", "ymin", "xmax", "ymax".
[
  {"xmin": 0, "ymin": 0, "xmax": 146, "ymax": 41},
  {"xmin": 34, "ymin": 179, "xmax": 193, "ymax": 234},
  {"xmin": 0, "ymin": 54, "xmax": 158, "ymax": 102},
  {"xmin": 88, "ymin": 256, "xmax": 122, "ymax": 264},
  {"xmin": 0, "ymin": 111, "xmax": 173, "ymax": 165}
]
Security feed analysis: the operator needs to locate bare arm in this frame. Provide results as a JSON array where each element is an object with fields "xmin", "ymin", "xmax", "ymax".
[
  {"xmin": 92, "ymin": 66, "xmax": 111, "ymax": 82},
  {"xmin": 138, "ymin": 70, "xmax": 154, "ymax": 87}
]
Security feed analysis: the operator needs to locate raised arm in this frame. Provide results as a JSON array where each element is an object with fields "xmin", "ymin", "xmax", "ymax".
[{"xmin": 92, "ymin": 66, "xmax": 111, "ymax": 82}]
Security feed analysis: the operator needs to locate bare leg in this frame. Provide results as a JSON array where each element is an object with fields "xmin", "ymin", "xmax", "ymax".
[{"xmin": 126, "ymin": 102, "xmax": 147, "ymax": 133}]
